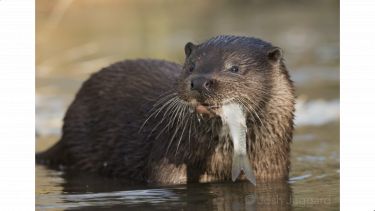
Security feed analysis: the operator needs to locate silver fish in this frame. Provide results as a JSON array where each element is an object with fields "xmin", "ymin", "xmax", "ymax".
[{"xmin": 221, "ymin": 103, "xmax": 256, "ymax": 185}]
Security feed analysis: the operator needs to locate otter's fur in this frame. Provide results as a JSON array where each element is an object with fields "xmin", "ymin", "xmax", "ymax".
[{"xmin": 37, "ymin": 35, "xmax": 295, "ymax": 184}]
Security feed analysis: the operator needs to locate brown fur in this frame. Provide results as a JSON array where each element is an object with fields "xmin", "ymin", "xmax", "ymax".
[{"xmin": 37, "ymin": 35, "xmax": 295, "ymax": 185}]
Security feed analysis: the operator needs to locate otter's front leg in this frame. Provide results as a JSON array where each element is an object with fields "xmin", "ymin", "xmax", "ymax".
[{"xmin": 146, "ymin": 158, "xmax": 188, "ymax": 184}]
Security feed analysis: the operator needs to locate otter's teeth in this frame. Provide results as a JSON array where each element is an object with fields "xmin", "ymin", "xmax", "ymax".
[{"xmin": 221, "ymin": 103, "xmax": 256, "ymax": 185}]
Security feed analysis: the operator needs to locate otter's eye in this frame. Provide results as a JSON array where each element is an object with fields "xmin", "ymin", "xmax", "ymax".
[
  {"xmin": 228, "ymin": 66, "xmax": 239, "ymax": 73},
  {"xmin": 188, "ymin": 63, "xmax": 195, "ymax": 73}
]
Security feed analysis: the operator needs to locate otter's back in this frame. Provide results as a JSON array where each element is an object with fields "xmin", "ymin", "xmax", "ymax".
[{"xmin": 37, "ymin": 59, "xmax": 182, "ymax": 178}]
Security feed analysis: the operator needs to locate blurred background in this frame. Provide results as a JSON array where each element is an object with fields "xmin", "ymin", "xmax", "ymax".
[{"xmin": 36, "ymin": 0, "xmax": 339, "ymax": 210}]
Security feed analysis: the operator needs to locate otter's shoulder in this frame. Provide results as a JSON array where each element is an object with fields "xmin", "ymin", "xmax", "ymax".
[{"xmin": 77, "ymin": 59, "xmax": 182, "ymax": 94}]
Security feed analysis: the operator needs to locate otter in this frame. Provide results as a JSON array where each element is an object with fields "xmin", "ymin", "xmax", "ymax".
[{"xmin": 36, "ymin": 35, "xmax": 295, "ymax": 185}]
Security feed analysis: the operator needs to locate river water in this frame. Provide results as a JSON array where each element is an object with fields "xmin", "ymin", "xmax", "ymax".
[{"xmin": 36, "ymin": 0, "xmax": 339, "ymax": 210}]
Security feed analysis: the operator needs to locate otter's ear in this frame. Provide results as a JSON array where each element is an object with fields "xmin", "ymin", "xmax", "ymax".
[
  {"xmin": 184, "ymin": 42, "xmax": 196, "ymax": 57},
  {"xmin": 267, "ymin": 47, "xmax": 283, "ymax": 63}
]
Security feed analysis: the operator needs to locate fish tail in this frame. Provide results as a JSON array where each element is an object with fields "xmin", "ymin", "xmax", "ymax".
[{"xmin": 231, "ymin": 153, "xmax": 256, "ymax": 185}]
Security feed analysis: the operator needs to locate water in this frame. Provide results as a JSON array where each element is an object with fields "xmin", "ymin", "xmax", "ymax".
[{"xmin": 36, "ymin": 0, "xmax": 339, "ymax": 210}]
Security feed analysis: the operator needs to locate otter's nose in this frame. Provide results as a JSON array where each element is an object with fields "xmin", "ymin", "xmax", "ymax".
[{"xmin": 190, "ymin": 77, "xmax": 214, "ymax": 92}]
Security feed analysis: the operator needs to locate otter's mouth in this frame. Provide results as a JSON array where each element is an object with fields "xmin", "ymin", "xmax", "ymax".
[
  {"xmin": 202, "ymin": 103, "xmax": 220, "ymax": 110},
  {"xmin": 189, "ymin": 100, "xmax": 221, "ymax": 117}
]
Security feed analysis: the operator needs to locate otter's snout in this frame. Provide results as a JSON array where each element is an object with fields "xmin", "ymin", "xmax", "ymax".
[{"xmin": 190, "ymin": 76, "xmax": 214, "ymax": 93}]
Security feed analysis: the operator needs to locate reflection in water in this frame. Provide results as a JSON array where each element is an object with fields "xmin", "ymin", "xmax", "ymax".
[
  {"xmin": 36, "ymin": 165, "xmax": 292, "ymax": 210},
  {"xmin": 204, "ymin": 182, "xmax": 292, "ymax": 211}
]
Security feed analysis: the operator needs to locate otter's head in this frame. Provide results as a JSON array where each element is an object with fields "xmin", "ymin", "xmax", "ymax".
[{"xmin": 177, "ymin": 35, "xmax": 284, "ymax": 117}]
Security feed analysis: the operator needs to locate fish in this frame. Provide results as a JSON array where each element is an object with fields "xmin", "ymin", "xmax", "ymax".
[{"xmin": 220, "ymin": 103, "xmax": 256, "ymax": 185}]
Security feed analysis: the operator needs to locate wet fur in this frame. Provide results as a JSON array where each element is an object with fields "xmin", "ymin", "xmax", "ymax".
[{"xmin": 37, "ymin": 35, "xmax": 295, "ymax": 184}]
